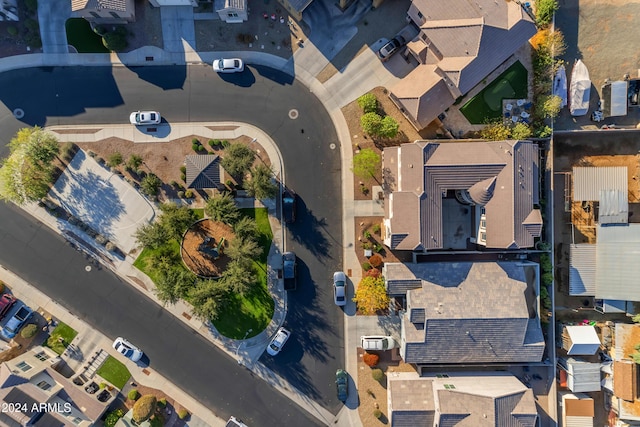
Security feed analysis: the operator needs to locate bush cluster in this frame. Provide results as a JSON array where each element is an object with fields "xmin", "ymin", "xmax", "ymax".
[
  {"xmin": 127, "ymin": 389, "xmax": 140, "ymax": 401},
  {"xmin": 371, "ymin": 368, "xmax": 384, "ymax": 381},
  {"xmin": 20, "ymin": 324, "xmax": 38, "ymax": 339},
  {"xmin": 368, "ymin": 253, "xmax": 383, "ymax": 268},
  {"xmin": 363, "ymin": 352, "xmax": 379, "ymax": 367}
]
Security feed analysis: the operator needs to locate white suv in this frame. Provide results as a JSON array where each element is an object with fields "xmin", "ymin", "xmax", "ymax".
[{"xmin": 360, "ymin": 335, "xmax": 397, "ymax": 351}]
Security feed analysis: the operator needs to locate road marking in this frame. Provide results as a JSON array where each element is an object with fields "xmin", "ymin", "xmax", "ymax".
[{"xmin": 288, "ymin": 109, "xmax": 299, "ymax": 119}]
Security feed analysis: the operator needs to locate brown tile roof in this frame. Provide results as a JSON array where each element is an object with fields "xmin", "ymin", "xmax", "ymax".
[{"xmin": 383, "ymin": 140, "xmax": 541, "ymax": 251}]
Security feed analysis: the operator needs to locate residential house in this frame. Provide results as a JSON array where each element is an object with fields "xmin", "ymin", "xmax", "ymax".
[
  {"xmin": 214, "ymin": 0, "xmax": 248, "ymax": 23},
  {"xmin": 611, "ymin": 323, "xmax": 640, "ymax": 423},
  {"xmin": 560, "ymin": 393, "xmax": 594, "ymax": 427},
  {"xmin": 383, "ymin": 261, "xmax": 545, "ymax": 365},
  {"xmin": 382, "ymin": 140, "xmax": 541, "ymax": 251},
  {"xmin": 390, "ymin": 0, "xmax": 536, "ymax": 130},
  {"xmin": 184, "ymin": 155, "xmax": 223, "ymax": 189},
  {"xmin": 0, "ymin": 346, "xmax": 112, "ymax": 426},
  {"xmin": 71, "ymin": 0, "xmax": 135, "ymax": 24},
  {"xmin": 557, "ymin": 358, "xmax": 601, "ymax": 392},
  {"xmin": 388, "ymin": 371, "xmax": 538, "ymax": 427}
]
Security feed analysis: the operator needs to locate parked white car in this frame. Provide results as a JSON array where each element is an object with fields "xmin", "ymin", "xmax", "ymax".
[
  {"xmin": 113, "ymin": 337, "xmax": 143, "ymax": 362},
  {"xmin": 266, "ymin": 327, "xmax": 290, "ymax": 356},
  {"xmin": 333, "ymin": 271, "xmax": 346, "ymax": 306},
  {"xmin": 360, "ymin": 335, "xmax": 397, "ymax": 351},
  {"xmin": 213, "ymin": 58, "xmax": 244, "ymax": 73},
  {"xmin": 129, "ymin": 111, "xmax": 161, "ymax": 125}
]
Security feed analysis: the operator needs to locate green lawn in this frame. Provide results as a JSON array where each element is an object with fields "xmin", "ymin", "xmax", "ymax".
[
  {"xmin": 133, "ymin": 207, "xmax": 275, "ymax": 340},
  {"xmin": 65, "ymin": 18, "xmax": 109, "ymax": 53},
  {"xmin": 212, "ymin": 208, "xmax": 274, "ymax": 339},
  {"xmin": 44, "ymin": 322, "xmax": 78, "ymax": 355},
  {"xmin": 193, "ymin": 208, "xmax": 205, "ymax": 220},
  {"xmin": 460, "ymin": 61, "xmax": 528, "ymax": 124},
  {"xmin": 96, "ymin": 356, "xmax": 131, "ymax": 389}
]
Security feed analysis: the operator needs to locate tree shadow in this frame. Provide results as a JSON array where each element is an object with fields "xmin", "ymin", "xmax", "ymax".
[{"xmin": 288, "ymin": 197, "xmax": 332, "ymax": 261}]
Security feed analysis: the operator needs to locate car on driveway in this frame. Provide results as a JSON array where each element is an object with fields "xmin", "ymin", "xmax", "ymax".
[
  {"xmin": 282, "ymin": 188, "xmax": 297, "ymax": 223},
  {"xmin": 113, "ymin": 337, "xmax": 143, "ymax": 362},
  {"xmin": 333, "ymin": 271, "xmax": 346, "ymax": 306},
  {"xmin": 0, "ymin": 294, "xmax": 16, "ymax": 320},
  {"xmin": 129, "ymin": 111, "xmax": 161, "ymax": 125},
  {"xmin": 377, "ymin": 36, "xmax": 406, "ymax": 61},
  {"xmin": 0, "ymin": 302, "xmax": 33, "ymax": 340},
  {"xmin": 360, "ymin": 335, "xmax": 397, "ymax": 351},
  {"xmin": 266, "ymin": 327, "xmax": 290, "ymax": 356},
  {"xmin": 213, "ymin": 58, "xmax": 244, "ymax": 73},
  {"xmin": 336, "ymin": 369, "xmax": 348, "ymax": 402}
]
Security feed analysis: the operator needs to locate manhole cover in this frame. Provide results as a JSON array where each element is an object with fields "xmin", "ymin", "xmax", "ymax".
[
  {"xmin": 329, "ymin": 143, "xmax": 336, "ymax": 150},
  {"xmin": 288, "ymin": 109, "xmax": 299, "ymax": 120},
  {"xmin": 13, "ymin": 108, "xmax": 24, "ymax": 119},
  {"xmin": 85, "ymin": 266, "xmax": 92, "ymax": 272}
]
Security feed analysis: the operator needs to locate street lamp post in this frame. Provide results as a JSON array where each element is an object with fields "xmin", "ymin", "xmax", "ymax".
[{"xmin": 236, "ymin": 328, "xmax": 253, "ymax": 364}]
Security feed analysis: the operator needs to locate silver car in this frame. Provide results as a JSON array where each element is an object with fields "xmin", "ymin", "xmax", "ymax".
[
  {"xmin": 360, "ymin": 335, "xmax": 397, "ymax": 351},
  {"xmin": 113, "ymin": 337, "xmax": 143, "ymax": 362},
  {"xmin": 129, "ymin": 111, "xmax": 161, "ymax": 125},
  {"xmin": 333, "ymin": 271, "xmax": 346, "ymax": 306},
  {"xmin": 266, "ymin": 327, "xmax": 290, "ymax": 356},
  {"xmin": 213, "ymin": 58, "xmax": 244, "ymax": 73}
]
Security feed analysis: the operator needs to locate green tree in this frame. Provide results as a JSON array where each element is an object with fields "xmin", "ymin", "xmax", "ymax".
[
  {"xmin": 147, "ymin": 245, "xmax": 181, "ymax": 273},
  {"xmin": 132, "ymin": 395, "xmax": 156, "ymax": 423},
  {"xmin": 158, "ymin": 203, "xmax": 195, "ymax": 241},
  {"xmin": 107, "ymin": 152, "xmax": 123, "ymax": 168},
  {"xmin": 104, "ymin": 409, "xmax": 125, "ymax": 427},
  {"xmin": 127, "ymin": 154, "xmax": 143, "ymax": 171},
  {"xmin": 220, "ymin": 143, "xmax": 256, "ymax": 178},
  {"xmin": 140, "ymin": 173, "xmax": 162, "ymax": 196},
  {"xmin": 538, "ymin": 94, "xmax": 563, "ymax": 119},
  {"xmin": 360, "ymin": 112, "xmax": 382, "ymax": 135},
  {"xmin": 353, "ymin": 276, "xmax": 389, "ymax": 315},
  {"xmin": 357, "ymin": 93, "xmax": 378, "ymax": 113},
  {"xmin": 134, "ymin": 222, "xmax": 168, "ymax": 249},
  {"xmin": 245, "ymin": 164, "xmax": 278, "ymax": 199},
  {"xmin": 378, "ymin": 116, "xmax": 399, "ymax": 138},
  {"xmin": 352, "ymin": 148, "xmax": 381, "ymax": 180},
  {"xmin": 189, "ymin": 279, "xmax": 229, "ymax": 321},
  {"xmin": 535, "ymin": 0, "xmax": 559, "ymax": 27},
  {"xmin": 204, "ymin": 193, "xmax": 239, "ymax": 224},
  {"xmin": 233, "ymin": 216, "xmax": 258, "ymax": 241},
  {"xmin": 16, "ymin": 127, "xmax": 60, "ymax": 166},
  {"xmin": 221, "ymin": 260, "xmax": 256, "ymax": 295},
  {"xmin": 155, "ymin": 267, "xmax": 196, "ymax": 305},
  {"xmin": 511, "ymin": 122, "xmax": 533, "ymax": 140},
  {"xmin": 227, "ymin": 236, "xmax": 261, "ymax": 261},
  {"xmin": 480, "ymin": 122, "xmax": 511, "ymax": 141}
]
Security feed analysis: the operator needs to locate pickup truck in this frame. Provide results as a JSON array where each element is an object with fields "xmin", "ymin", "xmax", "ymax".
[
  {"xmin": 282, "ymin": 188, "xmax": 296, "ymax": 224},
  {"xmin": 283, "ymin": 252, "xmax": 297, "ymax": 291},
  {"xmin": 1, "ymin": 302, "xmax": 33, "ymax": 340}
]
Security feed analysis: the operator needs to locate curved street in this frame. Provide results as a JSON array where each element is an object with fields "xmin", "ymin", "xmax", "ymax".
[{"xmin": 0, "ymin": 65, "xmax": 344, "ymax": 425}]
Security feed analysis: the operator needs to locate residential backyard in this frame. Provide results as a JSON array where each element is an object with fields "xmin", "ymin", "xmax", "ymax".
[{"xmin": 460, "ymin": 61, "xmax": 529, "ymax": 124}]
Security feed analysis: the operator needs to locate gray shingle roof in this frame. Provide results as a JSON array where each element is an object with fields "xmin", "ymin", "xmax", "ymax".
[
  {"xmin": 383, "ymin": 140, "xmax": 541, "ymax": 251},
  {"xmin": 72, "ymin": 0, "xmax": 128, "ymax": 12},
  {"xmin": 387, "ymin": 261, "xmax": 544, "ymax": 364},
  {"xmin": 185, "ymin": 155, "xmax": 221, "ymax": 189}
]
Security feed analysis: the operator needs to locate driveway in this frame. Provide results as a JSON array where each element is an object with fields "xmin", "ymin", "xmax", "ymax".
[{"xmin": 38, "ymin": 0, "xmax": 71, "ymax": 54}]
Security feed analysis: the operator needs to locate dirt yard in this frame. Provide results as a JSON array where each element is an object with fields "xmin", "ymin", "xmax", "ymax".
[
  {"xmin": 341, "ymin": 87, "xmax": 445, "ymax": 201},
  {"xmin": 181, "ymin": 219, "xmax": 235, "ymax": 277},
  {"xmin": 354, "ymin": 216, "xmax": 412, "ymax": 273},
  {"xmin": 356, "ymin": 347, "xmax": 416, "ymax": 426}
]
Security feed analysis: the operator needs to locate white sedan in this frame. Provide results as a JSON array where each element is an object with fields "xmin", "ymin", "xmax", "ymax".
[
  {"xmin": 112, "ymin": 337, "xmax": 143, "ymax": 362},
  {"xmin": 129, "ymin": 111, "xmax": 161, "ymax": 125},
  {"xmin": 266, "ymin": 327, "xmax": 290, "ymax": 356},
  {"xmin": 213, "ymin": 58, "xmax": 244, "ymax": 73},
  {"xmin": 333, "ymin": 271, "xmax": 346, "ymax": 306}
]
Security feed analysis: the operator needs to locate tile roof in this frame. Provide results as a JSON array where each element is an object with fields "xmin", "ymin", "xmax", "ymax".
[
  {"xmin": 185, "ymin": 155, "xmax": 221, "ymax": 189},
  {"xmin": 389, "ymin": 372, "xmax": 537, "ymax": 427},
  {"xmin": 392, "ymin": 0, "xmax": 535, "ymax": 129},
  {"xmin": 72, "ymin": 0, "xmax": 128, "ymax": 12},
  {"xmin": 383, "ymin": 140, "xmax": 541, "ymax": 251},
  {"xmin": 388, "ymin": 261, "xmax": 544, "ymax": 364},
  {"xmin": 614, "ymin": 360, "xmax": 636, "ymax": 401}
]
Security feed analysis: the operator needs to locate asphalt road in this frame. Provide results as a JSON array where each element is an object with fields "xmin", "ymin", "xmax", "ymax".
[{"xmin": 0, "ymin": 65, "xmax": 344, "ymax": 423}]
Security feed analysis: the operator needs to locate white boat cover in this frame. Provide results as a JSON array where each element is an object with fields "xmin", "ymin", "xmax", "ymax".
[
  {"xmin": 570, "ymin": 60, "xmax": 591, "ymax": 116},
  {"xmin": 553, "ymin": 65, "xmax": 567, "ymax": 108}
]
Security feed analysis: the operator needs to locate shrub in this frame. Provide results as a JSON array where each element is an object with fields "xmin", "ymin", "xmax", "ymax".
[
  {"xmin": 480, "ymin": 122, "xmax": 511, "ymax": 141},
  {"xmin": 221, "ymin": 140, "xmax": 230, "ymax": 148},
  {"xmin": 170, "ymin": 180, "xmax": 179, "ymax": 188},
  {"xmin": 535, "ymin": 0, "xmax": 559, "ymax": 27},
  {"xmin": 184, "ymin": 190, "xmax": 194, "ymax": 199},
  {"xmin": 372, "ymin": 224, "xmax": 381, "ymax": 234},
  {"xmin": 140, "ymin": 173, "xmax": 162, "ymax": 196},
  {"xmin": 157, "ymin": 398, "xmax": 167, "ymax": 408},
  {"xmin": 357, "ymin": 93, "xmax": 378, "ymax": 113},
  {"xmin": 538, "ymin": 94, "xmax": 563, "ymax": 119},
  {"xmin": 180, "ymin": 165, "xmax": 187, "ymax": 174},
  {"xmin": 369, "ymin": 253, "xmax": 383, "ymax": 268},
  {"xmin": 61, "ymin": 141, "xmax": 75, "ymax": 160},
  {"xmin": 105, "ymin": 242, "xmax": 116, "ymax": 252},
  {"xmin": 363, "ymin": 230, "xmax": 371, "ymax": 239},
  {"xmin": 192, "ymin": 138, "xmax": 200, "ymax": 145},
  {"xmin": 177, "ymin": 190, "xmax": 185, "ymax": 198},
  {"xmin": 104, "ymin": 409, "xmax": 125, "ymax": 427},
  {"xmin": 365, "ymin": 268, "xmax": 381, "ymax": 278},
  {"xmin": 107, "ymin": 152, "xmax": 123, "ymax": 168},
  {"xmin": 374, "ymin": 244, "xmax": 383, "ymax": 253},
  {"xmin": 180, "ymin": 173, "xmax": 186, "ymax": 182},
  {"xmin": 362, "ymin": 262, "xmax": 371, "ymax": 271},
  {"xmin": 378, "ymin": 115, "xmax": 399, "ymax": 138},
  {"xmin": 132, "ymin": 395, "xmax": 157, "ymax": 423},
  {"xmin": 87, "ymin": 151, "xmax": 96, "ymax": 157},
  {"xmin": 534, "ymin": 125, "xmax": 553, "ymax": 138},
  {"xmin": 511, "ymin": 122, "xmax": 533, "ymax": 140},
  {"xmin": 7, "ymin": 26, "xmax": 17, "ymax": 36},
  {"xmin": 20, "ymin": 324, "xmax": 38, "ymax": 339},
  {"xmin": 363, "ymin": 352, "xmax": 379, "ymax": 367},
  {"xmin": 177, "ymin": 409, "xmax": 189, "ymax": 420},
  {"xmin": 0, "ymin": 281, "xmax": 5, "ymax": 293},
  {"xmin": 361, "ymin": 112, "xmax": 382, "ymax": 135},
  {"xmin": 372, "ymin": 368, "xmax": 384, "ymax": 381},
  {"xmin": 192, "ymin": 143, "xmax": 200, "ymax": 152},
  {"xmin": 208, "ymin": 139, "xmax": 216, "ymax": 147},
  {"xmin": 127, "ymin": 389, "xmax": 140, "ymax": 401},
  {"xmin": 373, "ymin": 409, "xmax": 382, "ymax": 419}
]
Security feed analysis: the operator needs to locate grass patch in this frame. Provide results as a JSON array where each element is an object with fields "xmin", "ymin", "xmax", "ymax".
[
  {"xmin": 212, "ymin": 208, "xmax": 274, "ymax": 339},
  {"xmin": 193, "ymin": 208, "xmax": 205, "ymax": 220},
  {"xmin": 65, "ymin": 18, "xmax": 109, "ymax": 53},
  {"xmin": 44, "ymin": 322, "xmax": 78, "ymax": 355},
  {"xmin": 133, "ymin": 240, "xmax": 184, "ymax": 284},
  {"xmin": 460, "ymin": 61, "xmax": 528, "ymax": 124},
  {"xmin": 96, "ymin": 356, "xmax": 131, "ymax": 389}
]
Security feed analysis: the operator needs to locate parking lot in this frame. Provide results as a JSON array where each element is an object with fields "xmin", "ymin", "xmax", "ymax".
[{"xmin": 555, "ymin": 0, "xmax": 640, "ymax": 129}]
